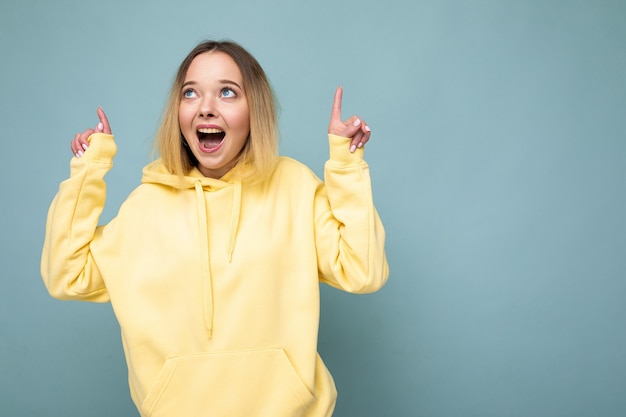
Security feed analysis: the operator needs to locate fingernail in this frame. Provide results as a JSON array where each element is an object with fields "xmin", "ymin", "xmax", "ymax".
[
  {"xmin": 357, "ymin": 142, "xmax": 363, "ymax": 148},
  {"xmin": 77, "ymin": 151, "xmax": 83, "ymax": 158},
  {"xmin": 365, "ymin": 125, "xmax": 371, "ymax": 132},
  {"xmin": 353, "ymin": 118, "xmax": 361, "ymax": 127},
  {"xmin": 82, "ymin": 143, "xmax": 89, "ymax": 151},
  {"xmin": 98, "ymin": 122, "xmax": 103, "ymax": 131},
  {"xmin": 350, "ymin": 144, "xmax": 356, "ymax": 153}
]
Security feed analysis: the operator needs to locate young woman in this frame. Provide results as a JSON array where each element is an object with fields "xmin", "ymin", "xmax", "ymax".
[{"xmin": 42, "ymin": 40, "xmax": 388, "ymax": 417}]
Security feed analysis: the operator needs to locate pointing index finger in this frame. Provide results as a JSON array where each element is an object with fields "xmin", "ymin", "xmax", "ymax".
[
  {"xmin": 97, "ymin": 107, "xmax": 112, "ymax": 134},
  {"xmin": 331, "ymin": 86, "xmax": 343, "ymax": 123}
]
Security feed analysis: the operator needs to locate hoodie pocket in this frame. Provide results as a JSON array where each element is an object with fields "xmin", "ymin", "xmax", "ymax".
[{"xmin": 141, "ymin": 347, "xmax": 315, "ymax": 417}]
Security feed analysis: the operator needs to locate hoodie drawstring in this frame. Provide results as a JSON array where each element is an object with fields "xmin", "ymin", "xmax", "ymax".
[
  {"xmin": 193, "ymin": 177, "xmax": 242, "ymax": 338},
  {"xmin": 227, "ymin": 179, "xmax": 242, "ymax": 262},
  {"xmin": 194, "ymin": 180, "xmax": 214, "ymax": 338}
]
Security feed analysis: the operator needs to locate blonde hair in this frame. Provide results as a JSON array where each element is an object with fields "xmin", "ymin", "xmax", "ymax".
[{"xmin": 155, "ymin": 40, "xmax": 279, "ymax": 180}]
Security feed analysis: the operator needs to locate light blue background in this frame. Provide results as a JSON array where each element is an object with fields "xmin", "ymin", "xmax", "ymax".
[{"xmin": 1, "ymin": 1, "xmax": 625, "ymax": 416}]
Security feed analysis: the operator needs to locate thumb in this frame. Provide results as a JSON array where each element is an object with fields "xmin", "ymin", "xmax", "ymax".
[{"xmin": 341, "ymin": 116, "xmax": 363, "ymax": 138}]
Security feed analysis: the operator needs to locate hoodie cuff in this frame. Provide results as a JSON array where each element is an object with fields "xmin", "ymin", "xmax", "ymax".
[
  {"xmin": 85, "ymin": 133, "xmax": 117, "ymax": 162},
  {"xmin": 328, "ymin": 134, "xmax": 364, "ymax": 166}
]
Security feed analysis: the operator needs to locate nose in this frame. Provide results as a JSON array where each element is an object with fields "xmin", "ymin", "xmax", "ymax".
[{"xmin": 199, "ymin": 96, "xmax": 218, "ymax": 118}]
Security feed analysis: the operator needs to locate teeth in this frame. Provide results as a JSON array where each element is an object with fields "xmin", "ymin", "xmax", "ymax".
[{"xmin": 197, "ymin": 128, "xmax": 224, "ymax": 134}]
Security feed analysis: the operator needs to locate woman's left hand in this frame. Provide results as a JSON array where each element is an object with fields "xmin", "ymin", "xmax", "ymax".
[
  {"xmin": 328, "ymin": 86, "xmax": 371, "ymax": 153},
  {"xmin": 71, "ymin": 107, "xmax": 112, "ymax": 158}
]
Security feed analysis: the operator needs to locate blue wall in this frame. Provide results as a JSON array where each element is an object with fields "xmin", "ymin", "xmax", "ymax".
[{"xmin": 1, "ymin": 1, "xmax": 625, "ymax": 416}]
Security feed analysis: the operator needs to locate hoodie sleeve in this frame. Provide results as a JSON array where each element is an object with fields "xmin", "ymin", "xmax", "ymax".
[
  {"xmin": 315, "ymin": 134, "xmax": 389, "ymax": 294},
  {"xmin": 40, "ymin": 133, "xmax": 117, "ymax": 301}
]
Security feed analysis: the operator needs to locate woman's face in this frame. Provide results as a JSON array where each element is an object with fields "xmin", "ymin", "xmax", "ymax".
[{"xmin": 179, "ymin": 51, "xmax": 250, "ymax": 179}]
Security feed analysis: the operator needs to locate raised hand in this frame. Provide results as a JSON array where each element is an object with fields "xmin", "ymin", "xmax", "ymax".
[
  {"xmin": 70, "ymin": 107, "xmax": 112, "ymax": 158},
  {"xmin": 328, "ymin": 87, "xmax": 371, "ymax": 153}
]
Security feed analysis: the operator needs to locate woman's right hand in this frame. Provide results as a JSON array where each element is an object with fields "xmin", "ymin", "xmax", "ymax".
[{"xmin": 71, "ymin": 107, "xmax": 112, "ymax": 158}]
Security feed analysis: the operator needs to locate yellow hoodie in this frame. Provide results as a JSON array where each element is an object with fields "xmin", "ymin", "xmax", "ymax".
[{"xmin": 41, "ymin": 133, "xmax": 388, "ymax": 417}]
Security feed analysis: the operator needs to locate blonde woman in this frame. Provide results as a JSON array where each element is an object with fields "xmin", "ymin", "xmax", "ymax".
[{"xmin": 42, "ymin": 40, "xmax": 388, "ymax": 417}]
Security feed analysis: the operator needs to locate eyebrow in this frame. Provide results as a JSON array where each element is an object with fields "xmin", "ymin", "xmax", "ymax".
[{"xmin": 181, "ymin": 79, "xmax": 243, "ymax": 90}]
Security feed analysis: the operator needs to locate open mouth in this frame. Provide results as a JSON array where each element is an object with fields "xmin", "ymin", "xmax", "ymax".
[{"xmin": 197, "ymin": 128, "xmax": 225, "ymax": 150}]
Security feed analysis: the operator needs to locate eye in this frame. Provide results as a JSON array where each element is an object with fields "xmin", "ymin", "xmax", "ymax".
[
  {"xmin": 183, "ymin": 88, "xmax": 197, "ymax": 99},
  {"xmin": 221, "ymin": 88, "xmax": 236, "ymax": 98}
]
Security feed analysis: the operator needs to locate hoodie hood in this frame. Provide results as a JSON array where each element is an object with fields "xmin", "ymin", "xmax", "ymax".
[
  {"xmin": 141, "ymin": 159, "xmax": 244, "ymax": 338},
  {"xmin": 141, "ymin": 159, "xmax": 243, "ymax": 190}
]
